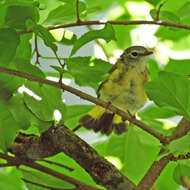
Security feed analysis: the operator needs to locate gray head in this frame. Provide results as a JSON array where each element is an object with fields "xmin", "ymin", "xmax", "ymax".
[{"xmin": 120, "ymin": 46, "xmax": 153, "ymax": 65}]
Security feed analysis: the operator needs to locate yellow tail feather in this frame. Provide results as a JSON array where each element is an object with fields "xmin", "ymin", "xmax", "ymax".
[{"xmin": 79, "ymin": 105, "xmax": 128, "ymax": 135}]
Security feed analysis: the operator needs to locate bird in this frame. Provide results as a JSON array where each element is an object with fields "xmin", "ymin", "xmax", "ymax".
[{"xmin": 79, "ymin": 46, "xmax": 153, "ymax": 135}]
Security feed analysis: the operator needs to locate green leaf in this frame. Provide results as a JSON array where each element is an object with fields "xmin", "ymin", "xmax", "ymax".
[
  {"xmin": 22, "ymin": 167, "xmax": 74, "ymax": 190},
  {"xmin": 66, "ymin": 56, "xmax": 111, "ymax": 90},
  {"xmin": 178, "ymin": 1, "xmax": 190, "ymax": 19},
  {"xmin": 15, "ymin": 59, "xmax": 45, "ymax": 78},
  {"xmin": 144, "ymin": 71, "xmax": 190, "ymax": 120},
  {"xmin": 139, "ymin": 105, "xmax": 177, "ymax": 119},
  {"xmin": 24, "ymin": 81, "xmax": 66, "ymax": 123},
  {"xmin": 0, "ymin": 28, "xmax": 20, "ymax": 65},
  {"xmin": 44, "ymin": 1, "xmax": 87, "ymax": 25},
  {"xmin": 168, "ymin": 131, "xmax": 190, "ymax": 156},
  {"xmin": 50, "ymin": 29, "xmax": 77, "ymax": 45},
  {"xmin": 5, "ymin": 5, "xmax": 39, "ymax": 29},
  {"xmin": 65, "ymin": 105, "xmax": 94, "ymax": 129},
  {"xmin": 155, "ymin": 162, "xmax": 179, "ymax": 190},
  {"xmin": 26, "ymin": 19, "xmax": 58, "ymax": 53},
  {"xmin": 148, "ymin": 58, "xmax": 161, "ymax": 80},
  {"xmin": 0, "ymin": 102, "xmax": 19, "ymax": 151},
  {"xmin": 0, "ymin": 0, "xmax": 38, "ymax": 7},
  {"xmin": 105, "ymin": 127, "xmax": 160, "ymax": 184},
  {"xmin": 173, "ymin": 163, "xmax": 190, "ymax": 185},
  {"xmin": 155, "ymin": 26, "xmax": 190, "ymax": 41},
  {"xmin": 0, "ymin": 64, "xmax": 24, "ymax": 101},
  {"xmin": 0, "ymin": 169, "xmax": 24, "ymax": 190},
  {"xmin": 60, "ymin": 30, "xmax": 77, "ymax": 45},
  {"xmin": 14, "ymin": 33, "xmax": 32, "ymax": 61},
  {"xmin": 164, "ymin": 59, "xmax": 190, "ymax": 76},
  {"xmin": 70, "ymin": 23, "xmax": 116, "ymax": 56},
  {"xmin": 150, "ymin": 9, "xmax": 180, "ymax": 23}
]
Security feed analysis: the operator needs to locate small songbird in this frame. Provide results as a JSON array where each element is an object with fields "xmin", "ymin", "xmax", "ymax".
[{"xmin": 79, "ymin": 46, "xmax": 153, "ymax": 135}]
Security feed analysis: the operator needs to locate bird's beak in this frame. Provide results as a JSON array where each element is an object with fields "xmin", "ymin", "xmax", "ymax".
[
  {"xmin": 138, "ymin": 51, "xmax": 153, "ymax": 56},
  {"xmin": 143, "ymin": 51, "xmax": 153, "ymax": 56}
]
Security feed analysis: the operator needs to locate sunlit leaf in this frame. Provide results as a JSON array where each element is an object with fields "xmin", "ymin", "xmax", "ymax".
[
  {"xmin": 145, "ymin": 71, "xmax": 190, "ymax": 120},
  {"xmin": 70, "ymin": 23, "xmax": 116, "ymax": 56},
  {"xmin": 44, "ymin": 1, "xmax": 87, "ymax": 25}
]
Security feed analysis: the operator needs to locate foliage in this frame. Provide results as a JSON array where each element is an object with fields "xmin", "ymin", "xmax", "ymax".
[{"xmin": 0, "ymin": 0, "xmax": 190, "ymax": 189}]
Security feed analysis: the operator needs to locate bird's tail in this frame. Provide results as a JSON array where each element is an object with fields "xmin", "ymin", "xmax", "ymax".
[{"xmin": 79, "ymin": 105, "xmax": 128, "ymax": 135}]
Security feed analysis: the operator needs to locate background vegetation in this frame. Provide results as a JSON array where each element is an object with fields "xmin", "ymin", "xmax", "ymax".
[{"xmin": 1, "ymin": 0, "xmax": 190, "ymax": 189}]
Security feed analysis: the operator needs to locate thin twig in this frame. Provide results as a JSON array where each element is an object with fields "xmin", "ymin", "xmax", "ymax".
[
  {"xmin": 156, "ymin": 1, "xmax": 167, "ymax": 21},
  {"xmin": 76, "ymin": 0, "xmax": 81, "ymax": 23},
  {"xmin": 0, "ymin": 153, "xmax": 100, "ymax": 190},
  {"xmin": 0, "ymin": 66, "xmax": 168, "ymax": 144},
  {"xmin": 34, "ymin": 35, "xmax": 40, "ymax": 64},
  {"xmin": 72, "ymin": 124, "xmax": 82, "ymax": 132},
  {"xmin": 87, "ymin": 25, "xmax": 109, "ymax": 61},
  {"xmin": 18, "ymin": 20, "xmax": 190, "ymax": 35},
  {"xmin": 22, "ymin": 178, "xmax": 75, "ymax": 190},
  {"xmin": 0, "ymin": 163, "xmax": 18, "ymax": 167},
  {"xmin": 41, "ymin": 159, "xmax": 74, "ymax": 171}
]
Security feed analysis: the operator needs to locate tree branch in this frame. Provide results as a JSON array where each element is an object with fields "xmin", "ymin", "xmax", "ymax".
[
  {"xmin": 0, "ymin": 152, "xmax": 100, "ymax": 190},
  {"xmin": 22, "ymin": 178, "xmax": 74, "ymax": 190},
  {"xmin": 0, "ymin": 66, "xmax": 168, "ymax": 144},
  {"xmin": 136, "ymin": 154, "xmax": 172, "ymax": 190},
  {"xmin": 10, "ymin": 125, "xmax": 136, "ymax": 190},
  {"xmin": 18, "ymin": 20, "xmax": 190, "ymax": 35}
]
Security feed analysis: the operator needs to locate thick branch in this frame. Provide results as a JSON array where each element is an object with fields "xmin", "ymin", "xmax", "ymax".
[
  {"xmin": 136, "ymin": 154, "xmax": 172, "ymax": 190},
  {"xmin": 10, "ymin": 125, "xmax": 136, "ymax": 190},
  {"xmin": 0, "ymin": 66, "xmax": 167, "ymax": 144},
  {"xmin": 18, "ymin": 20, "xmax": 190, "ymax": 35}
]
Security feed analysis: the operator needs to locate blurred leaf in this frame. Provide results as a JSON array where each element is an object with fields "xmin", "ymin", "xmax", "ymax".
[
  {"xmin": 44, "ymin": 1, "xmax": 87, "ymax": 25},
  {"xmin": 144, "ymin": 0, "xmax": 162, "ymax": 6},
  {"xmin": 155, "ymin": 162, "xmax": 179, "ymax": 190},
  {"xmin": 0, "ymin": 64, "xmax": 24, "ymax": 101},
  {"xmin": 15, "ymin": 59, "xmax": 45, "ymax": 78},
  {"xmin": 8, "ymin": 94, "xmax": 31, "ymax": 130},
  {"xmin": 139, "ymin": 105, "xmax": 177, "ymax": 119},
  {"xmin": 148, "ymin": 58, "xmax": 161, "ymax": 80},
  {"xmin": 0, "ymin": 0, "xmax": 38, "ymax": 6},
  {"xmin": 70, "ymin": 23, "xmax": 116, "ymax": 56},
  {"xmin": 5, "ymin": 5, "xmax": 39, "ymax": 29},
  {"xmin": 15, "ymin": 33, "xmax": 32, "ymax": 61},
  {"xmin": 155, "ymin": 26, "xmax": 190, "ymax": 41},
  {"xmin": 66, "ymin": 56, "xmax": 111, "ymax": 90},
  {"xmin": 0, "ymin": 169, "xmax": 24, "ymax": 190},
  {"xmin": 65, "ymin": 105, "xmax": 94, "ymax": 128},
  {"xmin": 168, "ymin": 131, "xmax": 190, "ymax": 156},
  {"xmin": 26, "ymin": 19, "xmax": 57, "ymax": 53},
  {"xmin": 24, "ymin": 82, "xmax": 66, "ymax": 123},
  {"xmin": 50, "ymin": 29, "xmax": 77, "ymax": 45},
  {"xmin": 0, "ymin": 101, "xmax": 19, "ymax": 151},
  {"xmin": 173, "ymin": 163, "xmax": 190, "ymax": 185},
  {"xmin": 150, "ymin": 9, "xmax": 180, "ymax": 23},
  {"xmin": 164, "ymin": 59, "xmax": 190, "ymax": 76},
  {"xmin": 105, "ymin": 127, "xmax": 160, "ymax": 184},
  {"xmin": 60, "ymin": 31, "xmax": 77, "ymax": 45},
  {"xmin": 145, "ymin": 71, "xmax": 190, "ymax": 120},
  {"xmin": 0, "ymin": 6, "xmax": 7, "ymax": 27},
  {"xmin": 22, "ymin": 168, "xmax": 74, "ymax": 190},
  {"xmin": 178, "ymin": 1, "xmax": 190, "ymax": 19},
  {"xmin": 0, "ymin": 28, "xmax": 20, "ymax": 65}
]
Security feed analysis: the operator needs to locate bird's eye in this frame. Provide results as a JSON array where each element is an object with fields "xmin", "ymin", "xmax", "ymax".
[{"xmin": 131, "ymin": 52, "xmax": 138, "ymax": 56}]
